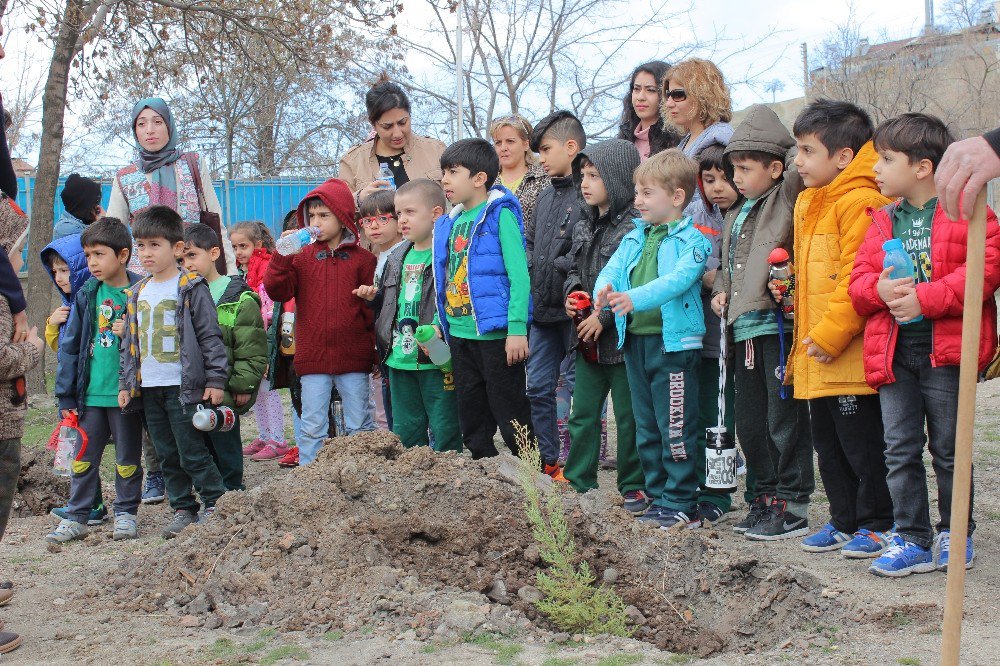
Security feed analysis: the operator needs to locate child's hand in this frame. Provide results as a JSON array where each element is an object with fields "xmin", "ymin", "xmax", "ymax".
[
  {"xmin": 711, "ymin": 292, "xmax": 727, "ymax": 317},
  {"xmin": 203, "ymin": 387, "xmax": 224, "ymax": 405},
  {"xmin": 49, "ymin": 305, "xmax": 70, "ymax": 326},
  {"xmin": 565, "ymin": 294, "xmax": 580, "ymax": 318},
  {"xmin": 876, "ymin": 267, "xmax": 915, "ymax": 304},
  {"xmin": 417, "ymin": 325, "xmax": 443, "ymax": 354},
  {"xmin": 505, "ymin": 335, "xmax": 529, "ymax": 366},
  {"xmin": 577, "ymin": 313, "xmax": 603, "ymax": 342},
  {"xmin": 887, "ymin": 285, "xmax": 923, "ymax": 323},
  {"xmin": 353, "ymin": 285, "xmax": 377, "ymax": 301},
  {"xmin": 802, "ymin": 336, "xmax": 834, "ymax": 364},
  {"xmin": 767, "ymin": 279, "xmax": 783, "ymax": 303},
  {"xmin": 594, "ymin": 284, "xmax": 613, "ymax": 310},
  {"xmin": 607, "ymin": 291, "xmax": 634, "ymax": 315},
  {"xmin": 111, "ymin": 320, "xmax": 125, "ymax": 338},
  {"xmin": 12, "ymin": 310, "xmax": 27, "ymax": 342},
  {"xmin": 60, "ymin": 408, "xmax": 77, "ymax": 419},
  {"xmin": 25, "ymin": 325, "xmax": 43, "ymax": 355},
  {"xmin": 118, "ymin": 391, "xmax": 130, "ymax": 410},
  {"xmin": 234, "ymin": 393, "xmax": 251, "ymax": 407}
]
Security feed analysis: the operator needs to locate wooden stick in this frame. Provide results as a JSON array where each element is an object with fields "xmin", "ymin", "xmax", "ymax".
[{"xmin": 940, "ymin": 189, "xmax": 989, "ymax": 666}]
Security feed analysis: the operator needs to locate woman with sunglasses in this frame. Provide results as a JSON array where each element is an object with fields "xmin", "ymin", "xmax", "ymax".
[
  {"xmin": 339, "ymin": 75, "xmax": 446, "ymax": 207},
  {"xmin": 489, "ymin": 114, "xmax": 550, "ymax": 224},
  {"xmin": 617, "ymin": 61, "xmax": 681, "ymax": 162}
]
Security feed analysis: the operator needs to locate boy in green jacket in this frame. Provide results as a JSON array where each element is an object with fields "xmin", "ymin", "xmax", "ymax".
[{"xmin": 183, "ymin": 225, "xmax": 268, "ymax": 490}]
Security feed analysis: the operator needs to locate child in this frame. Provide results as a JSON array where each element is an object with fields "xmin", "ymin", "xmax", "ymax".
[
  {"xmin": 230, "ymin": 221, "xmax": 288, "ymax": 461},
  {"xmin": 697, "ymin": 145, "xmax": 738, "ymax": 219},
  {"xmin": 711, "ymin": 104, "xmax": 814, "ymax": 540},
  {"xmin": 264, "ymin": 178, "xmax": 377, "ymax": 466},
  {"xmin": 782, "ymin": 99, "xmax": 893, "ymax": 555},
  {"xmin": 850, "ymin": 113, "xmax": 1000, "ymax": 576},
  {"xmin": 54, "ymin": 173, "xmax": 103, "ymax": 239},
  {"xmin": 44, "ymin": 219, "xmax": 144, "ymax": 543},
  {"xmin": 593, "ymin": 148, "xmax": 712, "ymax": 529},
  {"xmin": 432, "ymin": 138, "xmax": 533, "ymax": 458},
  {"xmin": 272, "ymin": 209, "xmax": 302, "ymax": 468},
  {"xmin": 358, "ymin": 179, "xmax": 461, "ymax": 451},
  {"xmin": 183, "ymin": 224, "xmax": 268, "ymax": 491},
  {"xmin": 118, "ymin": 206, "xmax": 229, "ymax": 538},
  {"xmin": 562, "ymin": 138, "xmax": 645, "ymax": 509}
]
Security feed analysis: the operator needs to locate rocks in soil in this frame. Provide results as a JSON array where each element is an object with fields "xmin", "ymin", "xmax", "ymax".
[{"xmin": 13, "ymin": 447, "xmax": 69, "ymax": 517}]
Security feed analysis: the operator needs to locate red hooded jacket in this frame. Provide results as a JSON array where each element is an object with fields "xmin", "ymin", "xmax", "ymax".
[
  {"xmin": 849, "ymin": 200, "xmax": 1000, "ymax": 390},
  {"xmin": 263, "ymin": 178, "xmax": 377, "ymax": 376}
]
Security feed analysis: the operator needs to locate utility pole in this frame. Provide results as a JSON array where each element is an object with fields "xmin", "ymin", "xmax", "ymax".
[
  {"xmin": 801, "ymin": 42, "xmax": 809, "ymax": 102},
  {"xmin": 454, "ymin": 0, "xmax": 464, "ymax": 142}
]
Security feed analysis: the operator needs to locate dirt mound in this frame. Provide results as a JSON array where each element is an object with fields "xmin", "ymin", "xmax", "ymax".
[
  {"xmin": 14, "ymin": 446, "xmax": 69, "ymax": 517},
  {"xmin": 108, "ymin": 431, "xmax": 843, "ymax": 656}
]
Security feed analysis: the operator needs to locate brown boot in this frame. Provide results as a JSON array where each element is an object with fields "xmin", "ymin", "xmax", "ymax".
[
  {"xmin": 0, "ymin": 631, "xmax": 20, "ymax": 654},
  {"xmin": 0, "ymin": 587, "xmax": 11, "ymax": 607}
]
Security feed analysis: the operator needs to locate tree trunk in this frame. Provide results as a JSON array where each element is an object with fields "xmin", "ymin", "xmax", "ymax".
[{"xmin": 24, "ymin": 0, "xmax": 85, "ymax": 393}]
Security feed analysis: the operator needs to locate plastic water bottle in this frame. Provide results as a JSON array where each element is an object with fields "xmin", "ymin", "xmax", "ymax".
[
  {"xmin": 332, "ymin": 399, "xmax": 346, "ymax": 436},
  {"xmin": 415, "ymin": 325, "xmax": 452, "ymax": 372},
  {"xmin": 568, "ymin": 291, "xmax": 599, "ymax": 363},
  {"xmin": 882, "ymin": 238, "xmax": 924, "ymax": 324},
  {"xmin": 53, "ymin": 423, "xmax": 77, "ymax": 477},
  {"xmin": 275, "ymin": 227, "xmax": 319, "ymax": 256},
  {"xmin": 767, "ymin": 248, "xmax": 795, "ymax": 319},
  {"xmin": 378, "ymin": 163, "xmax": 396, "ymax": 190}
]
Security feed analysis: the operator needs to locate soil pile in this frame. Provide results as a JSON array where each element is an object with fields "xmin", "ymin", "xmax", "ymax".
[
  {"xmin": 14, "ymin": 446, "xmax": 69, "ymax": 517},
  {"xmin": 109, "ymin": 431, "xmax": 843, "ymax": 656}
]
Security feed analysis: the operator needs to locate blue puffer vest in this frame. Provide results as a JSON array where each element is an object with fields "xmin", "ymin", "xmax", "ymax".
[{"xmin": 433, "ymin": 185, "xmax": 532, "ymax": 339}]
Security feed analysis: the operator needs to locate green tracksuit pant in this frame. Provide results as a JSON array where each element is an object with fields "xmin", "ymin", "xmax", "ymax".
[{"xmin": 388, "ymin": 367, "xmax": 462, "ymax": 453}]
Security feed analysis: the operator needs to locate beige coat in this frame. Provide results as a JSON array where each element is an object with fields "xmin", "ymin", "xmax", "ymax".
[{"xmin": 338, "ymin": 134, "xmax": 446, "ymax": 199}]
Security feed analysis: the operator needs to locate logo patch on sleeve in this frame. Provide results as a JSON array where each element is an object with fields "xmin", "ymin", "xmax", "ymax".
[{"xmin": 693, "ymin": 248, "xmax": 706, "ymax": 263}]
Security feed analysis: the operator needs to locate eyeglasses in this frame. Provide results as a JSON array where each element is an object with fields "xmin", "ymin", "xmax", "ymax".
[
  {"xmin": 664, "ymin": 88, "xmax": 687, "ymax": 102},
  {"xmin": 359, "ymin": 213, "xmax": 395, "ymax": 227}
]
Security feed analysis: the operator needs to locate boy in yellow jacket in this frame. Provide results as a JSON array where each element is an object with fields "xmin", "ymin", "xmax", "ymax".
[{"xmin": 778, "ymin": 100, "xmax": 893, "ymax": 557}]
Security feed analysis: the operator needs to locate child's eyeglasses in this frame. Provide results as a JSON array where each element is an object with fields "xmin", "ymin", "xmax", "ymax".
[
  {"xmin": 359, "ymin": 213, "xmax": 395, "ymax": 227},
  {"xmin": 664, "ymin": 88, "xmax": 687, "ymax": 102}
]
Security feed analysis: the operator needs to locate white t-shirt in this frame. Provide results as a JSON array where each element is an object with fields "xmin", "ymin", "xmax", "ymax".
[{"xmin": 137, "ymin": 273, "xmax": 183, "ymax": 387}]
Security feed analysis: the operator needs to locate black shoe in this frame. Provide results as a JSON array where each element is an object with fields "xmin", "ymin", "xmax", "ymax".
[
  {"xmin": 622, "ymin": 490, "xmax": 652, "ymax": 515},
  {"xmin": 733, "ymin": 495, "xmax": 770, "ymax": 534},
  {"xmin": 696, "ymin": 501, "xmax": 726, "ymax": 525},
  {"xmin": 744, "ymin": 499, "xmax": 809, "ymax": 541}
]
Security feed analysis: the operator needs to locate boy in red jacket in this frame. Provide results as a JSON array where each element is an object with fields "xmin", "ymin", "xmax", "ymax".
[
  {"xmin": 264, "ymin": 178, "xmax": 377, "ymax": 465},
  {"xmin": 849, "ymin": 113, "xmax": 1000, "ymax": 577}
]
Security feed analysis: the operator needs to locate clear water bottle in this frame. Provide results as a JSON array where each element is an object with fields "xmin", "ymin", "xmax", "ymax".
[
  {"xmin": 53, "ymin": 423, "xmax": 77, "ymax": 477},
  {"xmin": 415, "ymin": 325, "xmax": 452, "ymax": 372},
  {"xmin": 332, "ymin": 399, "xmax": 346, "ymax": 436},
  {"xmin": 378, "ymin": 163, "xmax": 396, "ymax": 190},
  {"xmin": 882, "ymin": 238, "xmax": 924, "ymax": 324},
  {"xmin": 275, "ymin": 227, "xmax": 319, "ymax": 256}
]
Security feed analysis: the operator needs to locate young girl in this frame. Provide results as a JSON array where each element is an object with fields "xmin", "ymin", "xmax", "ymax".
[{"xmin": 231, "ymin": 221, "xmax": 289, "ymax": 461}]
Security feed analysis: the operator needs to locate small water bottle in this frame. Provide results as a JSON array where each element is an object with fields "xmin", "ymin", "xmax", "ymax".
[
  {"xmin": 767, "ymin": 248, "xmax": 795, "ymax": 319},
  {"xmin": 378, "ymin": 163, "xmax": 396, "ymax": 190},
  {"xmin": 332, "ymin": 399, "xmax": 346, "ymax": 436},
  {"xmin": 53, "ymin": 424, "xmax": 77, "ymax": 477},
  {"xmin": 275, "ymin": 227, "xmax": 319, "ymax": 256},
  {"xmin": 192, "ymin": 404, "xmax": 237, "ymax": 432},
  {"xmin": 704, "ymin": 426, "xmax": 738, "ymax": 492},
  {"xmin": 882, "ymin": 238, "xmax": 924, "ymax": 324},
  {"xmin": 569, "ymin": 291, "xmax": 599, "ymax": 363},
  {"xmin": 415, "ymin": 325, "xmax": 452, "ymax": 372}
]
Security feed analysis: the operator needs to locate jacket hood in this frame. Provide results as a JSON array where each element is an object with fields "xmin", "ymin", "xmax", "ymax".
[
  {"xmin": 574, "ymin": 139, "xmax": 641, "ymax": 223},
  {"xmin": 41, "ymin": 233, "xmax": 92, "ymax": 305},
  {"xmin": 218, "ymin": 274, "xmax": 257, "ymax": 306},
  {"xmin": 52, "ymin": 210, "xmax": 87, "ymax": 240},
  {"xmin": 447, "ymin": 184, "xmax": 523, "ymax": 221},
  {"xmin": 723, "ymin": 105, "xmax": 794, "ymax": 160},
  {"xmin": 824, "ymin": 141, "xmax": 881, "ymax": 200},
  {"xmin": 680, "ymin": 122, "xmax": 734, "ymax": 158},
  {"xmin": 295, "ymin": 178, "xmax": 361, "ymax": 246}
]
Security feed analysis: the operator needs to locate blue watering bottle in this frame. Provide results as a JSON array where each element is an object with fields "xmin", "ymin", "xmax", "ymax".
[{"xmin": 882, "ymin": 238, "xmax": 924, "ymax": 324}]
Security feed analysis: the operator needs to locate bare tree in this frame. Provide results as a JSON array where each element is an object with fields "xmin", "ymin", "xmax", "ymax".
[
  {"xmin": 763, "ymin": 78, "xmax": 785, "ymax": 103},
  {"xmin": 942, "ymin": 0, "xmax": 994, "ymax": 28}
]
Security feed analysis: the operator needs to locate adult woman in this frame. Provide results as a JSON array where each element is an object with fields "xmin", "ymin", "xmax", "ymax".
[
  {"xmin": 489, "ymin": 114, "xmax": 549, "ymax": 223},
  {"xmin": 339, "ymin": 77, "xmax": 446, "ymax": 206},
  {"xmin": 618, "ymin": 61, "xmax": 680, "ymax": 161}
]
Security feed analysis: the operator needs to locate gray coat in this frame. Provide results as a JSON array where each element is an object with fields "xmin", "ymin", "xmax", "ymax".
[{"xmin": 374, "ymin": 241, "xmax": 438, "ymax": 364}]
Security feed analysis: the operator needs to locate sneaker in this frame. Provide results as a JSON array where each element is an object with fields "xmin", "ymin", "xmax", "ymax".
[
  {"xmin": 636, "ymin": 505, "xmax": 666, "ymax": 526},
  {"xmin": 141, "ymin": 471, "xmax": 166, "ymax": 504},
  {"xmin": 543, "ymin": 463, "xmax": 568, "ymax": 483},
  {"xmin": 658, "ymin": 508, "xmax": 702, "ymax": 531},
  {"xmin": 162, "ymin": 510, "xmax": 198, "ymax": 539},
  {"xmin": 733, "ymin": 495, "xmax": 770, "ymax": 534},
  {"xmin": 44, "ymin": 519, "xmax": 89, "ymax": 544},
  {"xmin": 242, "ymin": 438, "xmax": 267, "ymax": 457},
  {"xmin": 49, "ymin": 505, "xmax": 70, "ymax": 521},
  {"xmin": 251, "ymin": 441, "xmax": 290, "ymax": 462},
  {"xmin": 277, "ymin": 446, "xmax": 299, "ymax": 468},
  {"xmin": 801, "ymin": 522, "xmax": 851, "ymax": 552},
  {"xmin": 622, "ymin": 490, "xmax": 652, "ymax": 516},
  {"xmin": 112, "ymin": 513, "xmax": 138, "ymax": 541},
  {"xmin": 735, "ymin": 450, "xmax": 747, "ymax": 476},
  {"xmin": 696, "ymin": 501, "xmax": 726, "ymax": 526},
  {"xmin": 934, "ymin": 530, "xmax": 975, "ymax": 571},
  {"xmin": 201, "ymin": 507, "xmax": 215, "ymax": 520},
  {"xmin": 87, "ymin": 502, "xmax": 108, "ymax": 526},
  {"xmin": 869, "ymin": 535, "xmax": 935, "ymax": 577},
  {"xmin": 745, "ymin": 499, "xmax": 809, "ymax": 541},
  {"xmin": 842, "ymin": 528, "xmax": 891, "ymax": 559}
]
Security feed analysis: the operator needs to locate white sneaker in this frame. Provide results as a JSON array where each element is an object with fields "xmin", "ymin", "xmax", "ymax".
[
  {"xmin": 112, "ymin": 513, "xmax": 138, "ymax": 540},
  {"xmin": 44, "ymin": 519, "xmax": 89, "ymax": 544}
]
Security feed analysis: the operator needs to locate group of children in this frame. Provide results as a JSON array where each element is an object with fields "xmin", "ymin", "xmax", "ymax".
[{"xmin": 33, "ymin": 98, "xmax": 999, "ymax": 582}]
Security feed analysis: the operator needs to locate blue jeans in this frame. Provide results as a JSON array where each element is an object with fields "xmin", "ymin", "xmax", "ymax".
[
  {"xmin": 299, "ymin": 373, "xmax": 374, "ymax": 465},
  {"xmin": 526, "ymin": 320, "xmax": 572, "ymax": 465}
]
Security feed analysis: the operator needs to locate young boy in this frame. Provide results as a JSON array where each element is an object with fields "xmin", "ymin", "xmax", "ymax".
[
  {"xmin": 710, "ymin": 104, "xmax": 814, "ymax": 540},
  {"xmin": 358, "ymin": 179, "xmax": 462, "ymax": 451},
  {"xmin": 183, "ymin": 224, "xmax": 268, "ymax": 491},
  {"xmin": 525, "ymin": 111, "xmax": 586, "ymax": 478},
  {"xmin": 850, "ymin": 113, "xmax": 1000, "ymax": 576},
  {"xmin": 698, "ymin": 145, "xmax": 739, "ymax": 216},
  {"xmin": 783, "ymin": 99, "xmax": 893, "ymax": 555},
  {"xmin": 264, "ymin": 178, "xmax": 377, "ymax": 465},
  {"xmin": 118, "ymin": 206, "xmax": 229, "ymax": 539},
  {"xmin": 42, "ymin": 234, "xmax": 90, "ymax": 352},
  {"xmin": 432, "ymin": 138, "xmax": 533, "ymax": 458},
  {"xmin": 593, "ymin": 148, "xmax": 712, "ymax": 529},
  {"xmin": 45, "ymin": 219, "xmax": 144, "ymax": 543},
  {"xmin": 562, "ymin": 139, "xmax": 645, "ymax": 508},
  {"xmin": 54, "ymin": 173, "xmax": 103, "ymax": 239}
]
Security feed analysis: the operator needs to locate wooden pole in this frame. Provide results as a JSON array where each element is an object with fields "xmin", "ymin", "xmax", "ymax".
[{"xmin": 940, "ymin": 189, "xmax": 989, "ymax": 666}]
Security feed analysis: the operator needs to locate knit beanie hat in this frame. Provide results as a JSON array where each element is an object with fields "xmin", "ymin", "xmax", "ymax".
[
  {"xmin": 296, "ymin": 178, "xmax": 360, "ymax": 239},
  {"xmin": 61, "ymin": 173, "xmax": 103, "ymax": 222}
]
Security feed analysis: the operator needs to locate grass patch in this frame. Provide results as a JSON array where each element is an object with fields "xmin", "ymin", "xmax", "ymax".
[
  {"xmin": 541, "ymin": 658, "xmax": 581, "ymax": 666},
  {"xmin": 663, "ymin": 655, "xmax": 696, "ymax": 665},
  {"xmin": 245, "ymin": 638, "xmax": 268, "ymax": 653},
  {"xmin": 897, "ymin": 659, "xmax": 921, "ymax": 666},
  {"xmin": 259, "ymin": 627, "xmax": 278, "ymax": 638},
  {"xmin": 892, "ymin": 611, "xmax": 913, "ymax": 627},
  {"xmin": 596, "ymin": 654, "xmax": 643, "ymax": 666},
  {"xmin": 260, "ymin": 645, "xmax": 309, "ymax": 665},
  {"xmin": 208, "ymin": 638, "xmax": 240, "ymax": 659},
  {"xmin": 322, "ymin": 630, "xmax": 344, "ymax": 641},
  {"xmin": 464, "ymin": 632, "xmax": 524, "ymax": 664}
]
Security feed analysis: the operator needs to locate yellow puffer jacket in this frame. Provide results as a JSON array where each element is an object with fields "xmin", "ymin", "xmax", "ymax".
[{"xmin": 789, "ymin": 141, "xmax": 890, "ymax": 399}]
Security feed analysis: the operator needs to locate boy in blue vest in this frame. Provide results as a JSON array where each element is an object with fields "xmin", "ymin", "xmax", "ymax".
[
  {"xmin": 594, "ymin": 148, "xmax": 712, "ymax": 529},
  {"xmin": 432, "ymin": 138, "xmax": 533, "ymax": 458}
]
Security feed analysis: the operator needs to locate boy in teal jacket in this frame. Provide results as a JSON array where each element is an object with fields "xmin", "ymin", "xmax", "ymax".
[{"xmin": 594, "ymin": 149, "xmax": 711, "ymax": 530}]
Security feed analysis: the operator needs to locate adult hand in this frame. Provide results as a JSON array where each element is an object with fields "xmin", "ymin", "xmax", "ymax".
[
  {"xmin": 936, "ymin": 135, "xmax": 1000, "ymax": 221},
  {"xmin": 577, "ymin": 313, "xmax": 603, "ymax": 342},
  {"xmin": 358, "ymin": 180, "xmax": 392, "ymax": 203},
  {"xmin": 505, "ymin": 335, "xmax": 529, "ymax": 366},
  {"xmin": 12, "ymin": 310, "xmax": 27, "ymax": 342},
  {"xmin": 802, "ymin": 336, "xmax": 834, "ymax": 364}
]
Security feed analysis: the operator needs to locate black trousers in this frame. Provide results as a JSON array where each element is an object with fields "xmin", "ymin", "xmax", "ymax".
[
  {"xmin": 809, "ymin": 394, "xmax": 893, "ymax": 533},
  {"xmin": 450, "ymin": 336, "xmax": 533, "ymax": 459}
]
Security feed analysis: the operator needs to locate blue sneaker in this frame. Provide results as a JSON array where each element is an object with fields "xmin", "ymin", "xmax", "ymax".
[
  {"xmin": 869, "ymin": 535, "xmax": 935, "ymax": 577},
  {"xmin": 49, "ymin": 505, "xmax": 70, "ymax": 521},
  {"xmin": 801, "ymin": 522, "xmax": 851, "ymax": 552},
  {"xmin": 658, "ymin": 508, "xmax": 701, "ymax": 531},
  {"xmin": 934, "ymin": 531, "xmax": 975, "ymax": 571},
  {"xmin": 141, "ymin": 471, "xmax": 166, "ymax": 504},
  {"xmin": 87, "ymin": 502, "xmax": 108, "ymax": 526},
  {"xmin": 842, "ymin": 529, "xmax": 891, "ymax": 559}
]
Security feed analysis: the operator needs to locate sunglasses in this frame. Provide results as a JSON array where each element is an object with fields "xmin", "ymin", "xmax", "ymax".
[
  {"xmin": 359, "ymin": 213, "xmax": 395, "ymax": 227},
  {"xmin": 664, "ymin": 88, "xmax": 687, "ymax": 102}
]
